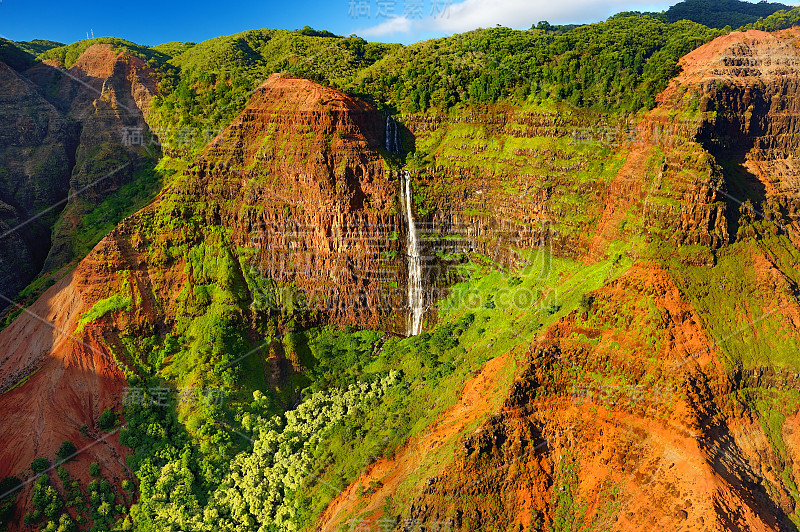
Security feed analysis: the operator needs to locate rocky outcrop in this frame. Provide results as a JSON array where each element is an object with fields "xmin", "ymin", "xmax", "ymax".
[
  {"xmin": 178, "ymin": 74, "xmax": 408, "ymax": 329},
  {"xmin": 0, "ymin": 44, "xmax": 159, "ymax": 316},
  {"xmin": 23, "ymin": 44, "xmax": 159, "ymax": 272},
  {"xmin": 566, "ymin": 29, "xmax": 800, "ymax": 254},
  {"xmin": 319, "ymin": 262, "xmax": 800, "ymax": 531},
  {"xmin": 0, "ymin": 61, "xmax": 78, "ymax": 309},
  {"xmin": 653, "ymin": 29, "xmax": 800, "ymax": 245}
]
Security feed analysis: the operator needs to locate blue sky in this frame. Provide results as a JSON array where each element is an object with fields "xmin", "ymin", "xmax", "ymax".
[{"xmin": 0, "ymin": 0, "xmax": 788, "ymax": 46}]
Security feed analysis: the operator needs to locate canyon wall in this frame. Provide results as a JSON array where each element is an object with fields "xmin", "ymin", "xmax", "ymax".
[
  {"xmin": 0, "ymin": 43, "xmax": 158, "ymax": 314},
  {"xmin": 317, "ymin": 28, "xmax": 800, "ymax": 531}
]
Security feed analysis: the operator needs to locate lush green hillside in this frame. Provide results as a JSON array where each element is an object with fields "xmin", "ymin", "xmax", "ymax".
[
  {"xmin": 13, "ymin": 39, "xmax": 64, "ymax": 56},
  {"xmin": 350, "ymin": 16, "xmax": 720, "ymax": 114},
  {"xmin": 0, "ymin": 39, "xmax": 35, "ymax": 71},
  {"xmin": 663, "ymin": 0, "xmax": 792, "ymax": 28},
  {"xmin": 743, "ymin": 4, "xmax": 800, "ymax": 30},
  {"xmin": 147, "ymin": 29, "xmax": 396, "ymax": 150},
  {"xmin": 145, "ymin": 15, "xmax": 722, "ymax": 153}
]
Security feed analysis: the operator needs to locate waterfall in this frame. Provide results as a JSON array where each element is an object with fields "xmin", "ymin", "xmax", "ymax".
[
  {"xmin": 385, "ymin": 116, "xmax": 400, "ymax": 154},
  {"xmin": 400, "ymin": 171, "xmax": 424, "ymax": 336}
]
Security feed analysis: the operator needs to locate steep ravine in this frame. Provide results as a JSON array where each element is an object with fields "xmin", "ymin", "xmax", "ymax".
[{"xmin": 0, "ymin": 43, "xmax": 159, "ymax": 316}]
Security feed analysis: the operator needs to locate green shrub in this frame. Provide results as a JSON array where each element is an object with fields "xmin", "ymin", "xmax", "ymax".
[
  {"xmin": 30, "ymin": 475, "xmax": 62, "ymax": 520},
  {"xmin": 97, "ymin": 408, "xmax": 117, "ymax": 431},
  {"xmin": 0, "ymin": 475, "xmax": 22, "ymax": 524},
  {"xmin": 75, "ymin": 295, "xmax": 132, "ymax": 333},
  {"xmin": 31, "ymin": 457, "xmax": 50, "ymax": 474},
  {"xmin": 56, "ymin": 441, "xmax": 77, "ymax": 461}
]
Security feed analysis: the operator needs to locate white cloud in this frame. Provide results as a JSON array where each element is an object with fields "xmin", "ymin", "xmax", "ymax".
[
  {"xmin": 359, "ymin": 15, "xmax": 415, "ymax": 37},
  {"xmin": 357, "ymin": 0, "xmax": 678, "ymax": 38}
]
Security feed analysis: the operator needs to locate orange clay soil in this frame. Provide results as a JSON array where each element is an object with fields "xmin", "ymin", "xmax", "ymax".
[
  {"xmin": 0, "ymin": 271, "xmax": 131, "ymax": 527},
  {"xmin": 317, "ymin": 350, "xmax": 518, "ymax": 531},
  {"xmin": 315, "ymin": 259, "xmax": 800, "ymax": 531}
]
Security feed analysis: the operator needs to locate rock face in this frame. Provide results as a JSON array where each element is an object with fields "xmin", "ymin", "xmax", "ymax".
[
  {"xmin": 403, "ymin": 108, "xmax": 598, "ymax": 261},
  {"xmin": 393, "ymin": 265, "xmax": 794, "ymax": 531},
  {"xmin": 644, "ymin": 29, "xmax": 800, "ymax": 248},
  {"xmin": 181, "ymin": 73, "xmax": 411, "ymax": 330},
  {"xmin": 576, "ymin": 29, "xmax": 800, "ymax": 256},
  {"xmin": 24, "ymin": 43, "xmax": 158, "ymax": 272},
  {"xmin": 0, "ymin": 44, "xmax": 158, "ymax": 313},
  {"xmin": 0, "ymin": 268, "xmax": 128, "ymax": 479},
  {"xmin": 0, "ymin": 264, "xmax": 131, "ymax": 530},
  {"xmin": 0, "ymin": 61, "xmax": 77, "ymax": 308}
]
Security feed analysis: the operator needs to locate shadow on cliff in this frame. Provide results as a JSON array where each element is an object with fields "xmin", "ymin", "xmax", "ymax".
[
  {"xmin": 706, "ymin": 425, "xmax": 795, "ymax": 531},
  {"xmin": 696, "ymin": 379, "xmax": 795, "ymax": 530},
  {"xmin": 696, "ymin": 89, "xmax": 769, "ymax": 244},
  {"xmin": 716, "ymin": 155, "xmax": 768, "ymax": 243},
  {"xmin": 0, "ymin": 56, "xmax": 162, "ymax": 315},
  {"xmin": 396, "ymin": 118, "xmax": 416, "ymax": 157}
]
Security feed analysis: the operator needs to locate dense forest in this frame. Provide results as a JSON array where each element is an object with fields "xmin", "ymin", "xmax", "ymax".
[{"xmin": 661, "ymin": 0, "xmax": 791, "ymax": 28}]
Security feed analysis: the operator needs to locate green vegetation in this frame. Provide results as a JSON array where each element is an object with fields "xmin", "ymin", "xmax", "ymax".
[
  {"xmin": 75, "ymin": 294, "xmax": 132, "ymax": 333},
  {"xmin": 55, "ymin": 441, "xmax": 77, "ymax": 462},
  {"xmin": 26, "ymin": 12, "xmax": 722, "ymax": 159},
  {"xmin": 0, "ymin": 476, "xmax": 21, "ymax": 530},
  {"xmin": 671, "ymin": 235, "xmax": 800, "ymax": 371},
  {"xmin": 732, "ymin": 387, "xmax": 800, "ymax": 524},
  {"xmin": 0, "ymin": 39, "xmax": 36, "ymax": 70},
  {"xmin": 97, "ymin": 408, "xmax": 117, "ymax": 431},
  {"xmin": 21, "ymin": 453, "xmax": 129, "ymax": 529},
  {"xmin": 662, "ymin": 0, "xmax": 791, "ymax": 28},
  {"xmin": 110, "ymin": 221, "xmax": 628, "ymax": 530},
  {"xmin": 71, "ymin": 164, "xmax": 169, "ymax": 262},
  {"xmin": 352, "ymin": 16, "xmax": 720, "ymax": 113},
  {"xmin": 7, "ymin": 2, "xmax": 800, "ymax": 529},
  {"xmin": 549, "ymin": 452, "xmax": 586, "ymax": 532},
  {"xmin": 24, "ymin": 476, "xmax": 62, "ymax": 526},
  {"xmin": 22, "ymin": 456, "xmax": 128, "ymax": 531},
  {"xmin": 743, "ymin": 5, "xmax": 800, "ymax": 31},
  {"xmin": 30, "ymin": 458, "xmax": 50, "ymax": 474},
  {"xmin": 146, "ymin": 29, "xmax": 395, "ymax": 151},
  {"xmin": 13, "ymin": 39, "xmax": 64, "ymax": 56}
]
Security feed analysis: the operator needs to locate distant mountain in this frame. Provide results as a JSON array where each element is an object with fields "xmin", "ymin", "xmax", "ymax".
[
  {"xmin": 0, "ymin": 40, "xmax": 35, "ymax": 71},
  {"xmin": 0, "ymin": 39, "xmax": 65, "ymax": 72},
  {"xmin": 13, "ymin": 39, "xmax": 64, "ymax": 56},
  {"xmin": 663, "ymin": 0, "xmax": 792, "ymax": 28}
]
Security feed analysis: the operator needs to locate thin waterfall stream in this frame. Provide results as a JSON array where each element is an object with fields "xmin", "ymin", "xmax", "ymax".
[
  {"xmin": 385, "ymin": 115, "xmax": 424, "ymax": 336},
  {"xmin": 400, "ymin": 171, "xmax": 424, "ymax": 336}
]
